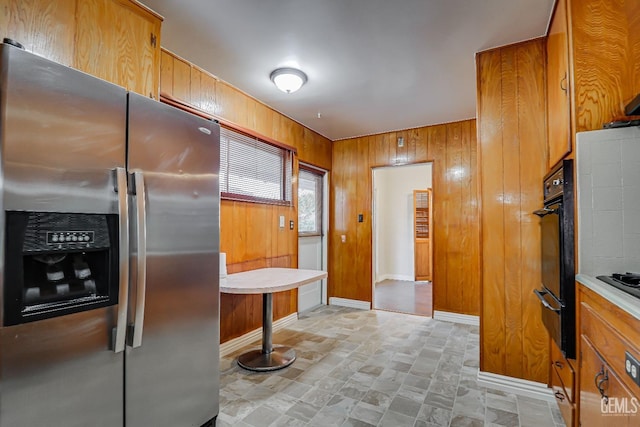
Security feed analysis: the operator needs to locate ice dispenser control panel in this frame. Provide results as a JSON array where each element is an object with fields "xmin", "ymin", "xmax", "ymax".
[{"xmin": 47, "ymin": 231, "xmax": 94, "ymax": 245}]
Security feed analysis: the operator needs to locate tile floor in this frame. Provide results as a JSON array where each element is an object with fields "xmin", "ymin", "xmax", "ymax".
[
  {"xmin": 218, "ymin": 306, "xmax": 565, "ymax": 427},
  {"xmin": 374, "ymin": 280, "xmax": 432, "ymax": 316}
]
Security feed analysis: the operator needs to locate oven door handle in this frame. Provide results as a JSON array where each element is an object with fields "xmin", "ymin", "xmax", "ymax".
[
  {"xmin": 533, "ymin": 207, "xmax": 557, "ymax": 217},
  {"xmin": 534, "ymin": 289, "xmax": 562, "ymax": 313}
]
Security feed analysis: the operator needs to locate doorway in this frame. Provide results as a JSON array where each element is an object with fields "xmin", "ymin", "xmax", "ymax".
[
  {"xmin": 372, "ymin": 163, "xmax": 433, "ymax": 316},
  {"xmin": 297, "ymin": 165, "xmax": 328, "ymax": 313}
]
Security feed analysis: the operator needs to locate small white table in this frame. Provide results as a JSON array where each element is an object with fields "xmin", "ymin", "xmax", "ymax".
[{"xmin": 220, "ymin": 267, "xmax": 327, "ymax": 372}]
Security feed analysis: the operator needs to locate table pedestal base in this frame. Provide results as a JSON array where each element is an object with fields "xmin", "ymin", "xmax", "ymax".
[{"xmin": 237, "ymin": 346, "xmax": 296, "ymax": 372}]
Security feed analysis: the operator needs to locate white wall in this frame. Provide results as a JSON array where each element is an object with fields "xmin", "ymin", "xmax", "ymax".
[{"xmin": 374, "ymin": 163, "xmax": 432, "ymax": 282}]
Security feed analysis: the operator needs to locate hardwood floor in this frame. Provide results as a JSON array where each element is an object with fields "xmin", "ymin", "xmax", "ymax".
[{"xmin": 374, "ymin": 279, "xmax": 433, "ymax": 317}]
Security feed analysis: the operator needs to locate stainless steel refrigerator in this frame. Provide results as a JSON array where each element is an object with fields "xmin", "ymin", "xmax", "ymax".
[{"xmin": 0, "ymin": 43, "xmax": 220, "ymax": 426}]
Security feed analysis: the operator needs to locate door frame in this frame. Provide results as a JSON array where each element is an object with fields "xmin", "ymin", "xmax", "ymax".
[
  {"xmin": 371, "ymin": 162, "xmax": 433, "ymax": 310},
  {"xmin": 297, "ymin": 163, "xmax": 328, "ymax": 312}
]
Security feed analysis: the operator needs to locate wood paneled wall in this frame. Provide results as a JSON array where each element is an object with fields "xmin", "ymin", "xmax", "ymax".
[
  {"xmin": 570, "ymin": 0, "xmax": 640, "ymax": 133},
  {"xmin": 160, "ymin": 49, "xmax": 333, "ymax": 343},
  {"xmin": 329, "ymin": 120, "xmax": 480, "ymax": 316},
  {"xmin": 476, "ymin": 38, "xmax": 549, "ymax": 383}
]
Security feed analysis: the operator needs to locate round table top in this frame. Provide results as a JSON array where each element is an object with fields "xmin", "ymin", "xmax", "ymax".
[{"xmin": 220, "ymin": 267, "xmax": 327, "ymax": 295}]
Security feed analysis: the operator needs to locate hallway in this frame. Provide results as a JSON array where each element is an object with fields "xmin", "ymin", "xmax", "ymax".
[{"xmin": 374, "ymin": 279, "xmax": 433, "ymax": 317}]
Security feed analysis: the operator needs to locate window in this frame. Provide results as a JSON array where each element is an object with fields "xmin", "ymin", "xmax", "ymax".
[
  {"xmin": 298, "ymin": 167, "xmax": 323, "ymax": 235},
  {"xmin": 220, "ymin": 126, "xmax": 293, "ymax": 204}
]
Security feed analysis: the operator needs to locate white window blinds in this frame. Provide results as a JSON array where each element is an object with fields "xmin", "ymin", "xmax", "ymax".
[{"xmin": 220, "ymin": 126, "xmax": 293, "ymax": 204}]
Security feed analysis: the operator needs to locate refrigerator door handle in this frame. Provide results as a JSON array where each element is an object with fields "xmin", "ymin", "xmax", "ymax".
[
  {"xmin": 113, "ymin": 167, "xmax": 130, "ymax": 353},
  {"xmin": 131, "ymin": 170, "xmax": 147, "ymax": 348}
]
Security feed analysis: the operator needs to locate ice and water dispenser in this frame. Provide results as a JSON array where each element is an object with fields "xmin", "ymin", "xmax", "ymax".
[{"xmin": 4, "ymin": 211, "xmax": 119, "ymax": 325}]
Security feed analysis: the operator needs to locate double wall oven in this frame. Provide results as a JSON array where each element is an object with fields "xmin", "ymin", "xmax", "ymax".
[{"xmin": 534, "ymin": 160, "xmax": 575, "ymax": 359}]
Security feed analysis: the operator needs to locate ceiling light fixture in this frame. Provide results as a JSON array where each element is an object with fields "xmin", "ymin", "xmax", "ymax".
[{"xmin": 270, "ymin": 67, "xmax": 308, "ymax": 94}]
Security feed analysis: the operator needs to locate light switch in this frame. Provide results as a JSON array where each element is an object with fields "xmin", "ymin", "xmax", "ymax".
[
  {"xmin": 289, "ymin": 220, "xmax": 294, "ymax": 230},
  {"xmin": 279, "ymin": 215, "xmax": 285, "ymax": 228},
  {"xmin": 341, "ymin": 235, "xmax": 346, "ymax": 243}
]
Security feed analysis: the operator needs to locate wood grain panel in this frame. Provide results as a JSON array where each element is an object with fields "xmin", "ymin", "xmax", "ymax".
[
  {"xmin": 199, "ymin": 71, "xmax": 217, "ymax": 116},
  {"xmin": 463, "ymin": 121, "xmax": 480, "ymax": 313},
  {"xmin": 75, "ymin": 0, "xmax": 162, "ymax": 98},
  {"xmin": 330, "ymin": 141, "xmax": 346, "ymax": 299},
  {"xmin": 429, "ymin": 124, "xmax": 448, "ymax": 312},
  {"xmin": 355, "ymin": 136, "xmax": 372, "ymax": 302},
  {"xmin": 189, "ymin": 66, "xmax": 202, "ymax": 109},
  {"xmin": 570, "ymin": 0, "xmax": 640, "ymax": 132},
  {"xmin": 170, "ymin": 55, "xmax": 190, "ymax": 102},
  {"xmin": 500, "ymin": 45, "xmax": 524, "ymax": 378},
  {"xmin": 457, "ymin": 120, "xmax": 480, "ymax": 311},
  {"xmin": 0, "ymin": 0, "xmax": 76, "ymax": 66},
  {"xmin": 160, "ymin": 49, "xmax": 174, "ymax": 97},
  {"xmin": 445, "ymin": 123, "xmax": 462, "ymax": 312},
  {"xmin": 516, "ymin": 41, "xmax": 549, "ymax": 382},
  {"xmin": 476, "ymin": 38, "xmax": 548, "ymax": 383},
  {"xmin": 477, "ymin": 46, "xmax": 506, "ymax": 376},
  {"xmin": 329, "ymin": 119, "xmax": 480, "ymax": 315},
  {"xmin": 341, "ymin": 138, "xmax": 359, "ymax": 300}
]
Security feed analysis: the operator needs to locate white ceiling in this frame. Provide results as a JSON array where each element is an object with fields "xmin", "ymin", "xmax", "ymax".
[{"xmin": 141, "ymin": 0, "xmax": 554, "ymax": 141}]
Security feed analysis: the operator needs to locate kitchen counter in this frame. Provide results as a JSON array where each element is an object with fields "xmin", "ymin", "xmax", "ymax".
[{"xmin": 576, "ymin": 274, "xmax": 640, "ymax": 321}]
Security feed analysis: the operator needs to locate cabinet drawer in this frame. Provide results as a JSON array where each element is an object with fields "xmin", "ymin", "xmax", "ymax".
[
  {"xmin": 580, "ymin": 301, "xmax": 640, "ymax": 397},
  {"xmin": 551, "ymin": 365, "xmax": 575, "ymax": 427},
  {"xmin": 551, "ymin": 341, "xmax": 575, "ymax": 402}
]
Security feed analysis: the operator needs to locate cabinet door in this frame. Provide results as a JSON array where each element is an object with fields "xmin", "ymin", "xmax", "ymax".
[
  {"xmin": 74, "ymin": 0, "xmax": 162, "ymax": 98},
  {"xmin": 414, "ymin": 189, "xmax": 432, "ymax": 281},
  {"xmin": 0, "ymin": 0, "xmax": 77, "ymax": 66},
  {"xmin": 546, "ymin": 0, "xmax": 571, "ymax": 170},
  {"xmin": 580, "ymin": 336, "xmax": 639, "ymax": 427}
]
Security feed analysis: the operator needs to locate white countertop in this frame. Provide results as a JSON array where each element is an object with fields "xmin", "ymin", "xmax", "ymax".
[
  {"xmin": 576, "ymin": 274, "xmax": 640, "ymax": 321},
  {"xmin": 220, "ymin": 267, "xmax": 327, "ymax": 295}
]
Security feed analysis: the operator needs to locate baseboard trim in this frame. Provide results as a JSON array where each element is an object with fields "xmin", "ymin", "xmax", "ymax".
[
  {"xmin": 378, "ymin": 274, "xmax": 415, "ymax": 282},
  {"xmin": 433, "ymin": 310, "xmax": 480, "ymax": 326},
  {"xmin": 329, "ymin": 297, "xmax": 371, "ymax": 310},
  {"xmin": 220, "ymin": 313, "xmax": 298, "ymax": 357},
  {"xmin": 477, "ymin": 371, "xmax": 554, "ymax": 402}
]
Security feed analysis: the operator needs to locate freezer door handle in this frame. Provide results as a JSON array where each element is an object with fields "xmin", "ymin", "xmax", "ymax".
[
  {"xmin": 130, "ymin": 170, "xmax": 148, "ymax": 348},
  {"xmin": 113, "ymin": 167, "xmax": 130, "ymax": 353}
]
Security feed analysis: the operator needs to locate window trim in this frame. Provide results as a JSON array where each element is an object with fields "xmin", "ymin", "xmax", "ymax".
[{"xmin": 160, "ymin": 92, "xmax": 296, "ymax": 206}]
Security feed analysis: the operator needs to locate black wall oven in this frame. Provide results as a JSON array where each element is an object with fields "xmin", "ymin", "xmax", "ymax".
[{"xmin": 533, "ymin": 159, "xmax": 575, "ymax": 359}]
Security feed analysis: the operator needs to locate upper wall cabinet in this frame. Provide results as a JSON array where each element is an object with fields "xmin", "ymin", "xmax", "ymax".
[
  {"xmin": 546, "ymin": 0, "xmax": 571, "ymax": 170},
  {"xmin": 545, "ymin": 0, "xmax": 640, "ymax": 172},
  {"xmin": 0, "ymin": 0, "xmax": 162, "ymax": 98},
  {"xmin": 75, "ymin": 0, "xmax": 163, "ymax": 99},
  {"xmin": 0, "ymin": 0, "xmax": 77, "ymax": 66}
]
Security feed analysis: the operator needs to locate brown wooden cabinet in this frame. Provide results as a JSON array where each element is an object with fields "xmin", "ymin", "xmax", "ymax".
[
  {"xmin": 74, "ymin": 0, "xmax": 162, "ymax": 99},
  {"xmin": 0, "ymin": 0, "xmax": 77, "ymax": 66},
  {"xmin": 413, "ymin": 189, "xmax": 432, "ymax": 281},
  {"xmin": 580, "ymin": 336, "xmax": 638, "ymax": 426},
  {"xmin": 546, "ymin": 0, "xmax": 572, "ymax": 170},
  {"xmin": 0, "ymin": 0, "xmax": 162, "ymax": 98},
  {"xmin": 578, "ymin": 283, "xmax": 640, "ymax": 426},
  {"xmin": 550, "ymin": 339, "xmax": 576, "ymax": 426}
]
